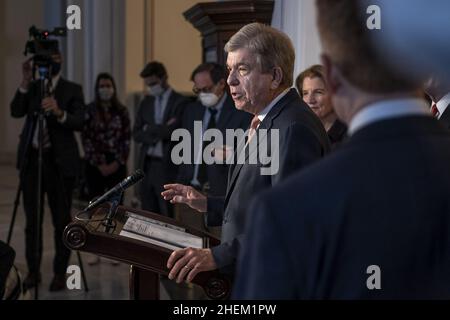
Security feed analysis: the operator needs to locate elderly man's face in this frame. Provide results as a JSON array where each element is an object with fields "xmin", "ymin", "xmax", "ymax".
[{"xmin": 227, "ymin": 48, "xmax": 275, "ymax": 115}]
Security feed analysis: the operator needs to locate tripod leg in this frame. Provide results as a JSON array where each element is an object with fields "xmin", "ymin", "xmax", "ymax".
[
  {"xmin": 76, "ymin": 251, "xmax": 89, "ymax": 292},
  {"xmin": 6, "ymin": 185, "xmax": 22, "ymax": 245},
  {"xmin": 8, "ymin": 114, "xmax": 36, "ymax": 245}
]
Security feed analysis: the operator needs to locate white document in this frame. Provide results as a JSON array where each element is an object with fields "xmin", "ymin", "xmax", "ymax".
[{"xmin": 119, "ymin": 212, "xmax": 204, "ymax": 251}]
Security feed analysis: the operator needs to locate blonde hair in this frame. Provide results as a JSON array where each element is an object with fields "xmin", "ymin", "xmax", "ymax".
[{"xmin": 225, "ymin": 23, "xmax": 295, "ymax": 88}]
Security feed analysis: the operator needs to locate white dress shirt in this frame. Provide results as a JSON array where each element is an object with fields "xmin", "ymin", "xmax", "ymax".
[
  {"xmin": 147, "ymin": 88, "xmax": 172, "ymax": 158},
  {"xmin": 432, "ymin": 92, "xmax": 450, "ymax": 119},
  {"xmin": 348, "ymin": 98, "xmax": 430, "ymax": 136}
]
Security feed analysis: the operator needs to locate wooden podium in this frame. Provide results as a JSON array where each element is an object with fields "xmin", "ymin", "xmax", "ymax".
[{"xmin": 63, "ymin": 205, "xmax": 230, "ymax": 300}]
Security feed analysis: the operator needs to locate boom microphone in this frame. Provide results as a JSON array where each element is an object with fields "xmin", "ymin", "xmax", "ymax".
[{"xmin": 83, "ymin": 169, "xmax": 145, "ymax": 212}]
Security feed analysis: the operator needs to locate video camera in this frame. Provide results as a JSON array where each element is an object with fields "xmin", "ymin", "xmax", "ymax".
[{"xmin": 23, "ymin": 25, "xmax": 67, "ymax": 68}]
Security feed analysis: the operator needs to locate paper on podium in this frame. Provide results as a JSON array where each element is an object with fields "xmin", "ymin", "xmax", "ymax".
[{"xmin": 119, "ymin": 212, "xmax": 204, "ymax": 251}]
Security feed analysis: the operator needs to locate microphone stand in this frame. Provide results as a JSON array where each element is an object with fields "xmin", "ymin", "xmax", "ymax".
[{"xmin": 102, "ymin": 192, "xmax": 123, "ymax": 234}]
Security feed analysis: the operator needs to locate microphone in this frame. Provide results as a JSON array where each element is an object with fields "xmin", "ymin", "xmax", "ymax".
[{"xmin": 83, "ymin": 169, "xmax": 145, "ymax": 212}]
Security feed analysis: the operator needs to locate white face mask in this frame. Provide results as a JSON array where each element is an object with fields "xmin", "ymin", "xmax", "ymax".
[
  {"xmin": 199, "ymin": 92, "xmax": 220, "ymax": 108},
  {"xmin": 148, "ymin": 84, "xmax": 164, "ymax": 97},
  {"xmin": 99, "ymin": 87, "xmax": 114, "ymax": 101}
]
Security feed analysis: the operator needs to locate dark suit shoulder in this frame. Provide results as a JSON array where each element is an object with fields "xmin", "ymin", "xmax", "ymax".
[
  {"xmin": 270, "ymin": 93, "xmax": 329, "ymax": 150},
  {"xmin": 184, "ymin": 100, "xmax": 205, "ymax": 116},
  {"xmin": 85, "ymin": 102, "xmax": 96, "ymax": 114},
  {"xmin": 57, "ymin": 78, "xmax": 83, "ymax": 92},
  {"xmin": 27, "ymin": 77, "xmax": 81, "ymax": 95},
  {"xmin": 271, "ymin": 90, "xmax": 323, "ymax": 128},
  {"xmin": 137, "ymin": 95, "xmax": 155, "ymax": 113},
  {"xmin": 328, "ymin": 119, "xmax": 348, "ymax": 145},
  {"xmin": 242, "ymin": 116, "xmax": 450, "ymax": 299},
  {"xmin": 141, "ymin": 95, "xmax": 154, "ymax": 104},
  {"xmin": 439, "ymin": 105, "xmax": 450, "ymax": 129},
  {"xmin": 278, "ymin": 101, "xmax": 312, "ymax": 125},
  {"xmin": 266, "ymin": 116, "xmax": 450, "ymax": 221},
  {"xmin": 170, "ymin": 90, "xmax": 189, "ymax": 104}
]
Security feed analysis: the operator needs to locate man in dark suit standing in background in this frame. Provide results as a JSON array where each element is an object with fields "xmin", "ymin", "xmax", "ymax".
[
  {"xmin": 425, "ymin": 77, "xmax": 450, "ymax": 129},
  {"xmin": 177, "ymin": 62, "xmax": 252, "ymax": 197},
  {"xmin": 234, "ymin": 0, "xmax": 450, "ymax": 299},
  {"xmin": 133, "ymin": 61, "xmax": 187, "ymax": 217},
  {"xmin": 162, "ymin": 23, "xmax": 329, "ymax": 284},
  {"xmin": 10, "ymin": 50, "xmax": 85, "ymax": 291}
]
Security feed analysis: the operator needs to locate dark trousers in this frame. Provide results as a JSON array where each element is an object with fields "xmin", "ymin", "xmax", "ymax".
[
  {"xmin": 22, "ymin": 149, "xmax": 74, "ymax": 275},
  {"xmin": 85, "ymin": 162, "xmax": 127, "ymax": 202},
  {"xmin": 140, "ymin": 157, "xmax": 172, "ymax": 217}
]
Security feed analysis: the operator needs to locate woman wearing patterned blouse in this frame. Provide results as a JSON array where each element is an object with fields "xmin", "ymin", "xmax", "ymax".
[
  {"xmin": 82, "ymin": 73, "xmax": 130, "ymax": 265},
  {"xmin": 81, "ymin": 73, "xmax": 131, "ymax": 207}
]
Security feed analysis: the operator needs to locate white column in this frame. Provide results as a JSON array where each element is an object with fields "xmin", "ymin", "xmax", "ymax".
[
  {"xmin": 272, "ymin": 0, "xmax": 322, "ymax": 80},
  {"xmin": 66, "ymin": 0, "xmax": 126, "ymax": 103}
]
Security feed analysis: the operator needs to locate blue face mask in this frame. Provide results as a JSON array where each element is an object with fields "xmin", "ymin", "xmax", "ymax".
[
  {"xmin": 50, "ymin": 61, "xmax": 61, "ymax": 76},
  {"xmin": 99, "ymin": 87, "xmax": 114, "ymax": 101},
  {"xmin": 147, "ymin": 84, "xmax": 164, "ymax": 97}
]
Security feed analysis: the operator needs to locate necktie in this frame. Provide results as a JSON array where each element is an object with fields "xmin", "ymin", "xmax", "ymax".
[
  {"xmin": 147, "ymin": 95, "xmax": 165, "ymax": 158},
  {"xmin": 32, "ymin": 79, "xmax": 52, "ymax": 149},
  {"xmin": 197, "ymin": 108, "xmax": 218, "ymax": 186},
  {"xmin": 431, "ymin": 104, "xmax": 439, "ymax": 118},
  {"xmin": 248, "ymin": 115, "xmax": 261, "ymax": 143},
  {"xmin": 206, "ymin": 107, "xmax": 217, "ymax": 129},
  {"xmin": 154, "ymin": 95, "xmax": 163, "ymax": 124}
]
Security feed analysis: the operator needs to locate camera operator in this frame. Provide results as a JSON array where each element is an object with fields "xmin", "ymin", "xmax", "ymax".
[{"xmin": 10, "ymin": 49, "xmax": 85, "ymax": 292}]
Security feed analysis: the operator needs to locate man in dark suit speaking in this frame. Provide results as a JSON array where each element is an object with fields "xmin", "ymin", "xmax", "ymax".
[
  {"xmin": 162, "ymin": 23, "xmax": 330, "ymax": 284},
  {"xmin": 10, "ymin": 50, "xmax": 84, "ymax": 291},
  {"xmin": 234, "ymin": 0, "xmax": 450, "ymax": 299}
]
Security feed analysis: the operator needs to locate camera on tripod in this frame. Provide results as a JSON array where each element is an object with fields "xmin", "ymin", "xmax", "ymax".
[{"xmin": 23, "ymin": 25, "xmax": 67, "ymax": 73}]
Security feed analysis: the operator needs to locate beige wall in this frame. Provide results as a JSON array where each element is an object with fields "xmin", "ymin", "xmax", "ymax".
[
  {"xmin": 150, "ymin": 0, "xmax": 205, "ymax": 94},
  {"xmin": 120, "ymin": 0, "xmax": 205, "ymax": 99},
  {"xmin": 124, "ymin": 0, "xmax": 146, "ymax": 96},
  {"xmin": 0, "ymin": 0, "xmax": 44, "ymax": 163}
]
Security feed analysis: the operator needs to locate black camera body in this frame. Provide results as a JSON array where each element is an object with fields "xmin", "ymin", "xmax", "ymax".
[{"xmin": 24, "ymin": 25, "xmax": 66, "ymax": 68}]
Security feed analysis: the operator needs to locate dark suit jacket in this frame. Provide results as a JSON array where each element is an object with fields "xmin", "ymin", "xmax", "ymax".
[
  {"xmin": 10, "ymin": 78, "xmax": 85, "ymax": 177},
  {"xmin": 439, "ymin": 104, "xmax": 450, "ymax": 129},
  {"xmin": 133, "ymin": 90, "xmax": 187, "ymax": 182},
  {"xmin": 327, "ymin": 119, "xmax": 347, "ymax": 149},
  {"xmin": 235, "ymin": 115, "xmax": 450, "ymax": 299},
  {"xmin": 176, "ymin": 94, "xmax": 252, "ymax": 196},
  {"xmin": 207, "ymin": 88, "xmax": 330, "ymax": 271}
]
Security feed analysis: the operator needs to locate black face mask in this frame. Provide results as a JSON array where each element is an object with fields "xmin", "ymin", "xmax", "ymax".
[{"xmin": 50, "ymin": 61, "xmax": 61, "ymax": 76}]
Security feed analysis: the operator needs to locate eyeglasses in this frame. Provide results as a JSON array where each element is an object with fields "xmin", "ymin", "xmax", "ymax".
[{"xmin": 192, "ymin": 84, "xmax": 216, "ymax": 95}]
